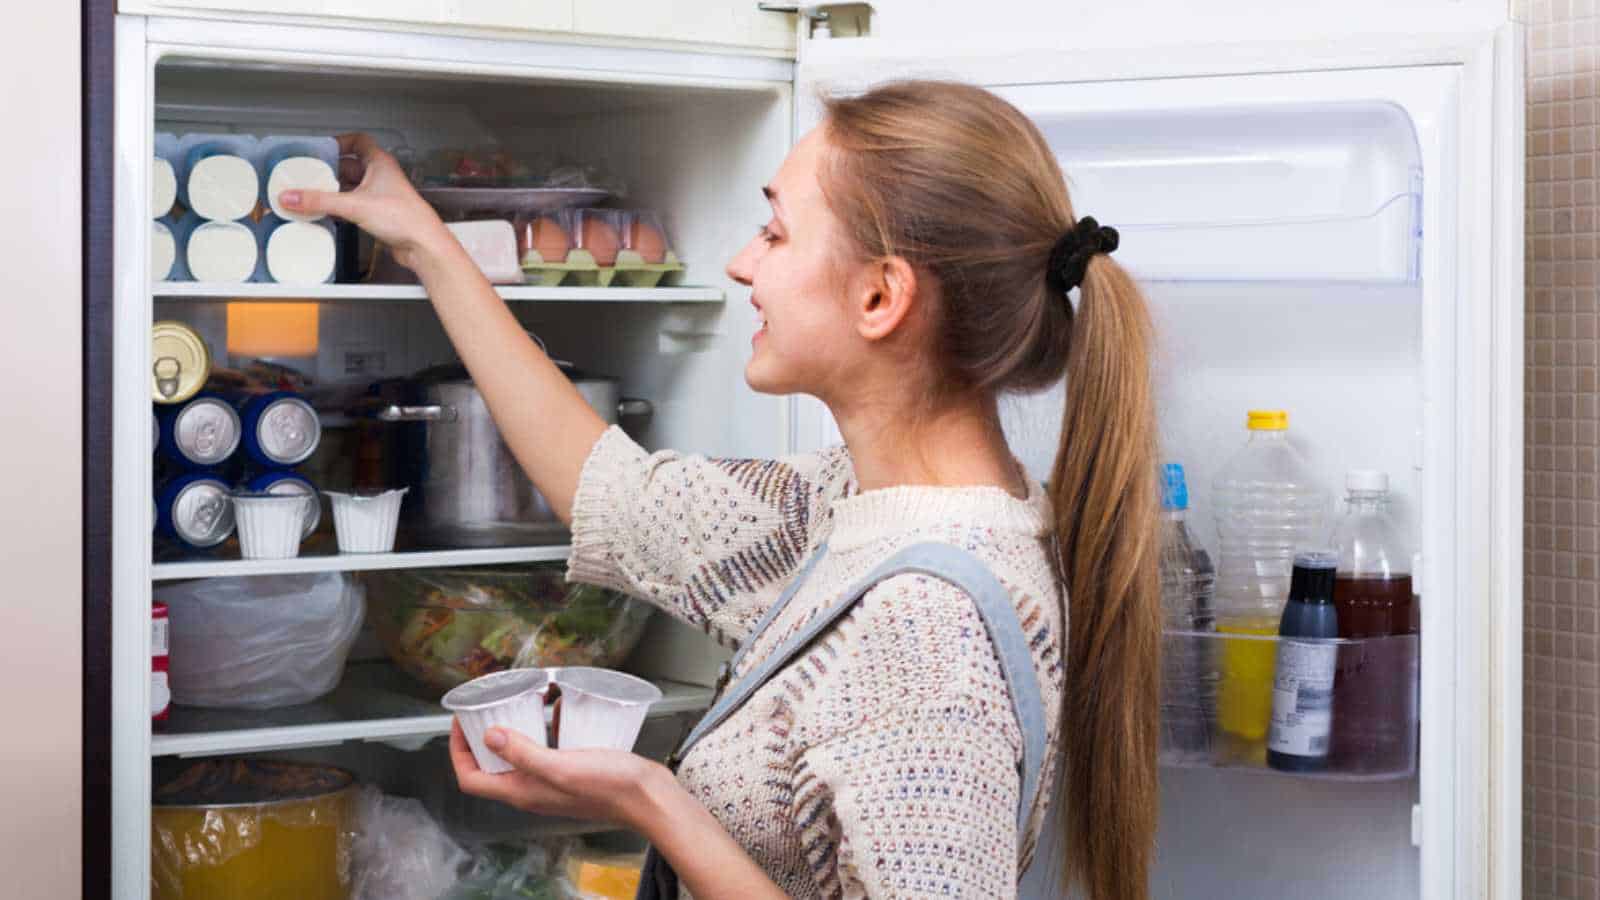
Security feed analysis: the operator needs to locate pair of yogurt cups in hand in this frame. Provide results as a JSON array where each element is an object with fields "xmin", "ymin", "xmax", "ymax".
[{"xmin": 443, "ymin": 666, "xmax": 663, "ymax": 773}]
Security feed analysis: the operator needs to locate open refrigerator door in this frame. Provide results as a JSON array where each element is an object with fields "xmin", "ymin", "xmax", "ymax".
[{"xmin": 793, "ymin": 22, "xmax": 1523, "ymax": 900}]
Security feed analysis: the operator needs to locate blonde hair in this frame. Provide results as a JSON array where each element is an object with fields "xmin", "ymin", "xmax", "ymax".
[{"xmin": 821, "ymin": 80, "xmax": 1162, "ymax": 900}]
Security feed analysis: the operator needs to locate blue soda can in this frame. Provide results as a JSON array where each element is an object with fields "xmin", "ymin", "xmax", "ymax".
[
  {"xmin": 243, "ymin": 470, "xmax": 321, "ymax": 538},
  {"xmin": 158, "ymin": 394, "xmax": 241, "ymax": 469},
  {"xmin": 239, "ymin": 391, "xmax": 322, "ymax": 467},
  {"xmin": 156, "ymin": 472, "xmax": 235, "ymax": 549}
]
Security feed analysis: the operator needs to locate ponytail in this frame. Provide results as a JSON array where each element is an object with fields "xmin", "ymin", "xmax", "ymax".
[{"xmin": 1049, "ymin": 254, "xmax": 1162, "ymax": 900}]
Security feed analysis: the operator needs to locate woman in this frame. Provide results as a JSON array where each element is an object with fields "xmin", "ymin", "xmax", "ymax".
[{"xmin": 283, "ymin": 80, "xmax": 1159, "ymax": 900}]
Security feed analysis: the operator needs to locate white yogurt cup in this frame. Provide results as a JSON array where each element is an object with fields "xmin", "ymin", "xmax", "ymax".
[
  {"xmin": 550, "ymin": 667, "xmax": 662, "ymax": 751},
  {"xmin": 231, "ymin": 492, "xmax": 313, "ymax": 560},
  {"xmin": 186, "ymin": 220, "xmax": 258, "ymax": 283},
  {"xmin": 325, "ymin": 488, "xmax": 407, "ymax": 553},
  {"xmin": 442, "ymin": 668, "xmax": 552, "ymax": 774}
]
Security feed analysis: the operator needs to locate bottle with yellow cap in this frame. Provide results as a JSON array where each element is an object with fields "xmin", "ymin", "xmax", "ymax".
[{"xmin": 1211, "ymin": 409, "xmax": 1328, "ymax": 763}]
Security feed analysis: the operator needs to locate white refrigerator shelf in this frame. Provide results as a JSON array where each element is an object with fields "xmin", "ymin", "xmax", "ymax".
[
  {"xmin": 152, "ymin": 544, "xmax": 573, "ymax": 580},
  {"xmin": 151, "ymin": 662, "xmax": 713, "ymax": 758},
  {"xmin": 153, "ymin": 282, "xmax": 725, "ymax": 303}
]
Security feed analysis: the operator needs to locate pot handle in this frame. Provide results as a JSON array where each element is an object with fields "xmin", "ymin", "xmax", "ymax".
[
  {"xmin": 378, "ymin": 404, "xmax": 457, "ymax": 423},
  {"xmin": 617, "ymin": 398, "xmax": 653, "ymax": 419}
]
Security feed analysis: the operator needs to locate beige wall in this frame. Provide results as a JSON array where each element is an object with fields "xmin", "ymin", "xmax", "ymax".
[
  {"xmin": 0, "ymin": 4, "xmax": 83, "ymax": 899},
  {"xmin": 1525, "ymin": 1, "xmax": 1600, "ymax": 897}
]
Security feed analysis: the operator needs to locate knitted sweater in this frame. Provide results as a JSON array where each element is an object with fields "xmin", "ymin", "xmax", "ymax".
[{"xmin": 568, "ymin": 427, "xmax": 1067, "ymax": 900}]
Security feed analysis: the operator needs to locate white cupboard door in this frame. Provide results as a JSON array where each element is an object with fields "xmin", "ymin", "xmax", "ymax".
[
  {"xmin": 123, "ymin": 0, "xmax": 575, "ymax": 35},
  {"xmin": 573, "ymin": 0, "xmax": 795, "ymax": 53}
]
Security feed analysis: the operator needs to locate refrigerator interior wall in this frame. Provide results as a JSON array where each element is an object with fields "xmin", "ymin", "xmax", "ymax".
[{"xmin": 154, "ymin": 59, "xmax": 792, "ymax": 459}]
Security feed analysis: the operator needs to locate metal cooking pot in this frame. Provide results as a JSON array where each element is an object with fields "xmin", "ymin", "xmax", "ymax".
[{"xmin": 380, "ymin": 361, "xmax": 651, "ymax": 547}]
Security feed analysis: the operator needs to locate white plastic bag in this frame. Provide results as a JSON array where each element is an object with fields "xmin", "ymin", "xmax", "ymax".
[
  {"xmin": 158, "ymin": 572, "xmax": 365, "ymax": 708},
  {"xmin": 349, "ymin": 785, "xmax": 473, "ymax": 900}
]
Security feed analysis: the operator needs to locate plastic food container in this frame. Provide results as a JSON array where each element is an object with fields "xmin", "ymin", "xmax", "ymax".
[
  {"xmin": 232, "ymin": 492, "xmax": 314, "ymax": 560},
  {"xmin": 551, "ymin": 666, "xmax": 662, "ymax": 751},
  {"xmin": 151, "ymin": 760, "xmax": 355, "ymax": 900},
  {"xmin": 361, "ymin": 565, "xmax": 655, "ymax": 694},
  {"xmin": 326, "ymin": 488, "xmax": 407, "ymax": 553},
  {"xmin": 520, "ymin": 208, "xmax": 683, "ymax": 287},
  {"xmin": 259, "ymin": 135, "xmax": 340, "ymax": 222},
  {"xmin": 442, "ymin": 668, "xmax": 552, "ymax": 774}
]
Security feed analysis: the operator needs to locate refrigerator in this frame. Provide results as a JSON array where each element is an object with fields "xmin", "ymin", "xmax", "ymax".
[{"xmin": 87, "ymin": 7, "xmax": 1525, "ymax": 899}]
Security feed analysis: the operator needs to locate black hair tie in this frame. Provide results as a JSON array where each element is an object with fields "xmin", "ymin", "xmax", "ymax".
[{"xmin": 1047, "ymin": 216, "xmax": 1120, "ymax": 295}]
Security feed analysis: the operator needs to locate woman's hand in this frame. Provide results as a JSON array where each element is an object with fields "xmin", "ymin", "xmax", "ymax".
[
  {"xmin": 448, "ymin": 719, "xmax": 667, "ymax": 830},
  {"xmin": 278, "ymin": 132, "xmax": 452, "ymax": 269}
]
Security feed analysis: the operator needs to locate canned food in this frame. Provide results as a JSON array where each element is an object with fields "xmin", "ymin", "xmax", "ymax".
[
  {"xmin": 156, "ymin": 473, "xmax": 235, "ymax": 549},
  {"xmin": 243, "ymin": 471, "xmax": 321, "ymax": 538},
  {"xmin": 152, "ymin": 601, "xmax": 170, "ymax": 723},
  {"xmin": 239, "ymin": 392, "xmax": 321, "ymax": 467},
  {"xmin": 159, "ymin": 395, "xmax": 241, "ymax": 469},
  {"xmin": 151, "ymin": 321, "xmax": 210, "ymax": 405}
]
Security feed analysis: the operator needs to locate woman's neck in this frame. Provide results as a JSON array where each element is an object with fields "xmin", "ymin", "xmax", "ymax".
[{"xmin": 828, "ymin": 392, "xmax": 1028, "ymax": 499}]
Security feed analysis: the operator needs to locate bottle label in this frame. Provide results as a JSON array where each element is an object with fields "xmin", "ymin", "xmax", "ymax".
[
  {"xmin": 151, "ymin": 616, "xmax": 169, "ymax": 658},
  {"xmin": 1267, "ymin": 639, "xmax": 1337, "ymax": 758}
]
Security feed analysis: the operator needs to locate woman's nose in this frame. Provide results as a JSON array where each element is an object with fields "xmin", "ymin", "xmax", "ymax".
[{"xmin": 726, "ymin": 234, "xmax": 759, "ymax": 286}]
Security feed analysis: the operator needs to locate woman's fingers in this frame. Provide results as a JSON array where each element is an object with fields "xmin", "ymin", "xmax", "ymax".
[
  {"xmin": 486, "ymin": 726, "xmax": 556, "ymax": 774},
  {"xmin": 335, "ymin": 131, "xmax": 384, "ymax": 162},
  {"xmin": 279, "ymin": 187, "xmax": 361, "ymax": 222}
]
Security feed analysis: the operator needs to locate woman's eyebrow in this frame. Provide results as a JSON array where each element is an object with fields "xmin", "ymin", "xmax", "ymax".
[{"xmin": 762, "ymin": 186, "xmax": 783, "ymax": 216}]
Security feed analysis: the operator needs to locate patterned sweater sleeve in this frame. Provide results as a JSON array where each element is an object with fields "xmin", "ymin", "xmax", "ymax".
[
  {"xmin": 788, "ymin": 575, "xmax": 1027, "ymax": 900},
  {"xmin": 566, "ymin": 426, "xmax": 851, "ymax": 649}
]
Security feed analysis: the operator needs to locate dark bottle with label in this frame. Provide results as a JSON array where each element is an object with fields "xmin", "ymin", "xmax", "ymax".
[
  {"xmin": 1266, "ymin": 551, "xmax": 1340, "ymax": 773},
  {"xmin": 1329, "ymin": 469, "xmax": 1417, "ymax": 773}
]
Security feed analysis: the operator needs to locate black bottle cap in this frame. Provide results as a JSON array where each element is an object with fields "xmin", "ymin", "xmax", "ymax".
[{"xmin": 1288, "ymin": 550, "xmax": 1339, "ymax": 605}]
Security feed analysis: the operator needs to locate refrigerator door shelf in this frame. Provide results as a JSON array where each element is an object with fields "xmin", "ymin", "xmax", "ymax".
[{"xmin": 1041, "ymin": 101, "xmax": 1424, "ymax": 283}]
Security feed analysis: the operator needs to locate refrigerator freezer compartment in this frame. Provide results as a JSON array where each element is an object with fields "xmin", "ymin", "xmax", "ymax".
[
  {"xmin": 1038, "ymin": 101, "xmax": 1423, "ymax": 282},
  {"xmin": 150, "ymin": 660, "xmax": 712, "ymax": 759},
  {"xmin": 1160, "ymin": 630, "xmax": 1418, "ymax": 781}
]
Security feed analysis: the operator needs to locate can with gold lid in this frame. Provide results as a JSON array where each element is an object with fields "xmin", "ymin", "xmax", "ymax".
[{"xmin": 151, "ymin": 321, "xmax": 210, "ymax": 405}]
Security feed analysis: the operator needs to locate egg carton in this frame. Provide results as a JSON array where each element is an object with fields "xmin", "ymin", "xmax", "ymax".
[{"xmin": 518, "ymin": 209, "xmax": 684, "ymax": 288}]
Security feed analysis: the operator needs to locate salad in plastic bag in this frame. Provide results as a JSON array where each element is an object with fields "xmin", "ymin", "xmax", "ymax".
[{"xmin": 363, "ymin": 565, "xmax": 654, "ymax": 694}]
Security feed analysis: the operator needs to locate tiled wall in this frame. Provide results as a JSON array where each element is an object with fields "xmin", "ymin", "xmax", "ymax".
[{"xmin": 1526, "ymin": 2, "xmax": 1600, "ymax": 897}]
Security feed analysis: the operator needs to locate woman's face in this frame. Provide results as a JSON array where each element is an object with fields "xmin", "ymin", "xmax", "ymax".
[{"xmin": 726, "ymin": 127, "xmax": 865, "ymax": 400}]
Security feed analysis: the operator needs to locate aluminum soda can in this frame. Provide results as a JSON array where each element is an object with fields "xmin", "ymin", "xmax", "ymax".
[
  {"xmin": 152, "ymin": 601, "xmax": 170, "ymax": 723},
  {"xmin": 155, "ymin": 472, "xmax": 235, "ymax": 549},
  {"xmin": 243, "ymin": 470, "xmax": 321, "ymax": 538},
  {"xmin": 158, "ymin": 394, "xmax": 241, "ymax": 468},
  {"xmin": 151, "ymin": 321, "xmax": 210, "ymax": 405},
  {"xmin": 239, "ymin": 391, "xmax": 321, "ymax": 467}
]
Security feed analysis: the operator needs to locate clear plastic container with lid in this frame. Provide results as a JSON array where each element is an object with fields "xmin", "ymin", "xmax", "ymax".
[{"xmin": 1211, "ymin": 409, "xmax": 1327, "ymax": 759}]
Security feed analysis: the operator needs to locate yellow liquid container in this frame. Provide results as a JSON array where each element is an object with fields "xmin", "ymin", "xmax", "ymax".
[
  {"xmin": 1215, "ymin": 618, "xmax": 1280, "ymax": 756},
  {"xmin": 152, "ymin": 760, "xmax": 355, "ymax": 900}
]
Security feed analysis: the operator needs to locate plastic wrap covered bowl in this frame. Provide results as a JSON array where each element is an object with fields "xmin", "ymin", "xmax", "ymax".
[{"xmin": 362, "ymin": 564, "xmax": 654, "ymax": 694}]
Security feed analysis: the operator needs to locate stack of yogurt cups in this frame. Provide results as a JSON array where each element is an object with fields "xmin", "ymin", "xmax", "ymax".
[{"xmin": 152, "ymin": 133, "xmax": 340, "ymax": 286}]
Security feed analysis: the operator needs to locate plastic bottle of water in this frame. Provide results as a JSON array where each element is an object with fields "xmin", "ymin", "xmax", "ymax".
[
  {"xmin": 1211, "ymin": 410, "xmax": 1327, "ymax": 761},
  {"xmin": 1158, "ymin": 463, "xmax": 1215, "ymax": 764}
]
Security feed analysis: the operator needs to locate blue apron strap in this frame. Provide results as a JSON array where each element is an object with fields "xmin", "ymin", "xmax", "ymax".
[{"xmin": 674, "ymin": 541, "xmax": 1048, "ymax": 835}]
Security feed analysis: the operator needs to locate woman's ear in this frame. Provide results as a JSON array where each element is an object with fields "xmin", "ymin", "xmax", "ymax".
[{"xmin": 855, "ymin": 256, "xmax": 919, "ymax": 342}]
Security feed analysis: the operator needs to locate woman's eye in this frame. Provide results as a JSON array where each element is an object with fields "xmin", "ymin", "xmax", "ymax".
[{"xmin": 757, "ymin": 224, "xmax": 780, "ymax": 245}]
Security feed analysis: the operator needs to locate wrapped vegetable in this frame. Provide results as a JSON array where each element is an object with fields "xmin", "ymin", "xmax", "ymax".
[{"xmin": 362, "ymin": 565, "xmax": 654, "ymax": 694}]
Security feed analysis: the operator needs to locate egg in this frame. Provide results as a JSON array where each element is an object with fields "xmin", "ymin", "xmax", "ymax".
[
  {"xmin": 526, "ymin": 216, "xmax": 572, "ymax": 263},
  {"xmin": 628, "ymin": 220, "xmax": 669, "ymax": 264},
  {"xmin": 580, "ymin": 215, "xmax": 621, "ymax": 267}
]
